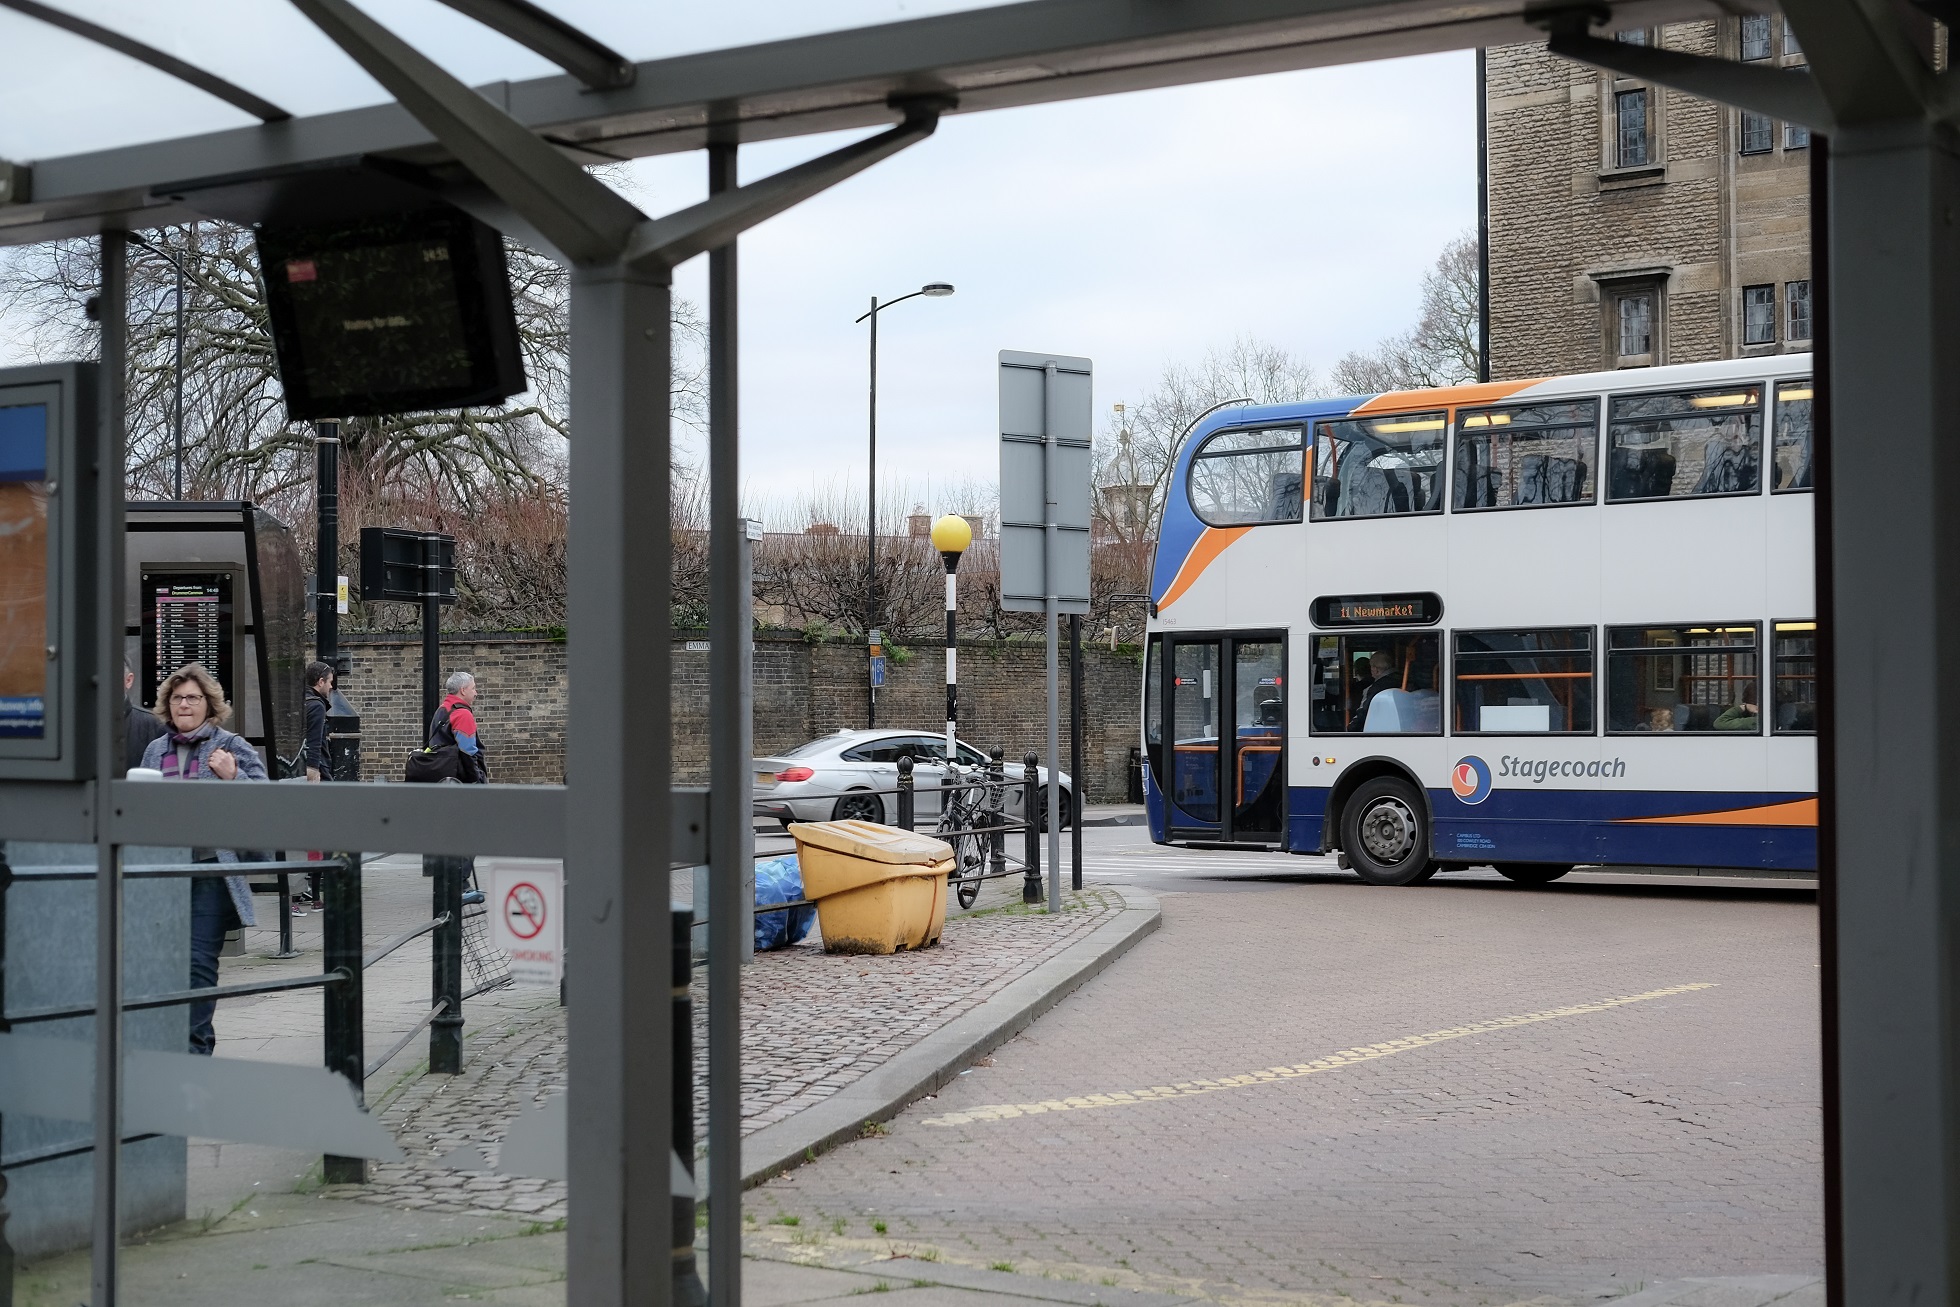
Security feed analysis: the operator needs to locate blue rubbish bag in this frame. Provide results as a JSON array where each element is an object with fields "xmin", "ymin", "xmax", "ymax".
[{"xmin": 754, "ymin": 854, "xmax": 816, "ymax": 951}]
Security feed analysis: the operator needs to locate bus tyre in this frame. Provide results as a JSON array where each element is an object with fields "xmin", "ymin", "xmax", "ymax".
[
  {"xmin": 1342, "ymin": 776, "xmax": 1434, "ymax": 886},
  {"xmin": 1495, "ymin": 863, "xmax": 1573, "ymax": 885}
]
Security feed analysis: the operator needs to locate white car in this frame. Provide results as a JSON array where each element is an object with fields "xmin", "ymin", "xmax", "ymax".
[{"xmin": 752, "ymin": 729, "xmax": 1074, "ymax": 831}]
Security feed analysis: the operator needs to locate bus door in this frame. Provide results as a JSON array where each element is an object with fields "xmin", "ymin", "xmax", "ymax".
[{"xmin": 1162, "ymin": 633, "xmax": 1287, "ymax": 843}]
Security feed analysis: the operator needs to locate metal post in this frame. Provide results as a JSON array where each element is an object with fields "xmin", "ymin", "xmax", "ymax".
[
  {"xmin": 172, "ymin": 243, "xmax": 185, "ymax": 500},
  {"xmin": 421, "ymin": 539, "xmax": 441, "ymax": 732},
  {"xmin": 0, "ymin": 850, "xmax": 13, "ymax": 1301},
  {"xmin": 705, "ymin": 137, "xmax": 746, "ymax": 1307},
  {"xmin": 988, "ymin": 748, "xmax": 1006, "ymax": 886},
  {"xmin": 91, "ymin": 227, "xmax": 128, "ymax": 1307},
  {"xmin": 866, "ymin": 295, "xmax": 878, "ymax": 728},
  {"xmin": 429, "ymin": 855, "xmax": 464, "ymax": 1073},
  {"xmin": 1041, "ymin": 363, "xmax": 1062, "ymax": 915},
  {"xmin": 565, "ymin": 263, "xmax": 673, "ymax": 1307},
  {"xmin": 1474, "ymin": 47, "xmax": 1491, "ymax": 384},
  {"xmin": 316, "ymin": 422, "xmax": 341, "ymax": 665},
  {"xmin": 322, "ymin": 853, "xmax": 367, "ymax": 1183},
  {"xmin": 897, "ymin": 755, "xmax": 915, "ymax": 831},
  {"xmin": 943, "ymin": 555, "xmax": 959, "ymax": 760},
  {"xmin": 672, "ymin": 909, "xmax": 707, "ymax": 1307},
  {"xmin": 1022, "ymin": 752, "xmax": 1041, "ymax": 904},
  {"xmin": 1824, "ymin": 117, "xmax": 1960, "ymax": 1300},
  {"xmin": 1069, "ymin": 613, "xmax": 1083, "ymax": 891}
]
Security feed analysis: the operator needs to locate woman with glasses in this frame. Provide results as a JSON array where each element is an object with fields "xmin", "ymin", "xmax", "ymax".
[{"xmin": 140, "ymin": 661, "xmax": 268, "ymax": 1055}]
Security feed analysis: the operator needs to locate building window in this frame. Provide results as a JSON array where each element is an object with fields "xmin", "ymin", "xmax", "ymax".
[
  {"xmin": 1741, "ymin": 14, "xmax": 1772, "ymax": 60},
  {"xmin": 1615, "ymin": 28, "xmax": 1649, "ymax": 44},
  {"xmin": 1311, "ymin": 413, "xmax": 1447, "ymax": 520},
  {"xmin": 1740, "ymin": 112, "xmax": 1775, "ymax": 154},
  {"xmin": 1783, "ymin": 22, "xmax": 1803, "ymax": 56},
  {"xmin": 1785, "ymin": 122, "xmax": 1811, "ymax": 149},
  {"xmin": 1616, "ymin": 89, "xmax": 1650, "ymax": 167},
  {"xmin": 1743, "ymin": 284, "xmax": 1777, "ymax": 345},
  {"xmin": 1787, "ymin": 279, "xmax": 1813, "ymax": 341},
  {"xmin": 1607, "ymin": 386, "xmax": 1763, "ymax": 500},
  {"xmin": 1453, "ymin": 628, "xmax": 1595, "ymax": 734},
  {"xmin": 1608, "ymin": 625, "xmax": 1761, "ymax": 734},
  {"xmin": 1617, "ymin": 291, "xmax": 1655, "ymax": 360}
]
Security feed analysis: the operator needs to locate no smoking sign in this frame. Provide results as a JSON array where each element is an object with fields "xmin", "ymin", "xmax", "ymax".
[{"xmin": 487, "ymin": 860, "xmax": 563, "ymax": 985}]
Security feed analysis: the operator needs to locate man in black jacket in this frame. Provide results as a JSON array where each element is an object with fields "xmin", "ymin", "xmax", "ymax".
[
  {"xmin": 122, "ymin": 659, "xmax": 166, "ymax": 771},
  {"xmin": 303, "ymin": 661, "xmax": 335, "ymax": 782}
]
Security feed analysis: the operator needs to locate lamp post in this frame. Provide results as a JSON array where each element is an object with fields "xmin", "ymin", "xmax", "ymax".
[
  {"xmin": 129, "ymin": 229, "xmax": 188, "ymax": 499},
  {"xmin": 929, "ymin": 513, "xmax": 972, "ymax": 759},
  {"xmin": 855, "ymin": 282, "xmax": 954, "ymax": 725}
]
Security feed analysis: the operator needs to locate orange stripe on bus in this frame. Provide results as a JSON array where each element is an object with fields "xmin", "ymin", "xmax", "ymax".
[
  {"xmin": 1158, "ymin": 526, "xmax": 1248, "ymax": 611},
  {"xmin": 1618, "ymin": 798, "xmax": 1818, "ymax": 827},
  {"xmin": 1350, "ymin": 379, "xmax": 1543, "ymax": 414}
]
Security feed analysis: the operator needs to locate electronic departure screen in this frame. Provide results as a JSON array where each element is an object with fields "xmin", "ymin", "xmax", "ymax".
[
  {"xmin": 142, "ymin": 572, "xmax": 235, "ymax": 710},
  {"xmin": 258, "ymin": 208, "xmax": 527, "ymax": 420},
  {"xmin": 0, "ymin": 400, "xmax": 49, "ymax": 738}
]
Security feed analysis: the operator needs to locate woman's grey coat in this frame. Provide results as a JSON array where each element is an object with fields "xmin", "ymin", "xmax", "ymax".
[{"xmin": 140, "ymin": 726, "xmax": 266, "ymax": 927}]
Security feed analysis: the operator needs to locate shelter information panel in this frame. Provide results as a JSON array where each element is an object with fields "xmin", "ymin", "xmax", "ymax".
[
  {"xmin": 143, "ymin": 572, "xmax": 235, "ymax": 708},
  {"xmin": 0, "ymin": 399, "xmax": 49, "ymax": 738}
]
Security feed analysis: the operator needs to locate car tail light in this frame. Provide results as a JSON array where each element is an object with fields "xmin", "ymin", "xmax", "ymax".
[{"xmin": 775, "ymin": 766, "xmax": 815, "ymax": 782}]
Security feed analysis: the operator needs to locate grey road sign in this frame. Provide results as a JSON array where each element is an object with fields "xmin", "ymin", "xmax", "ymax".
[{"xmin": 999, "ymin": 351, "xmax": 1091, "ymax": 615}]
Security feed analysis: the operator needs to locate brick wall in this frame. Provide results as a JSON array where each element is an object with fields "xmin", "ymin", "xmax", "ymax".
[{"xmin": 339, "ymin": 633, "xmax": 1145, "ymax": 800}]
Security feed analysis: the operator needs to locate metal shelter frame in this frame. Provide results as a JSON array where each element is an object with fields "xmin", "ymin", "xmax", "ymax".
[{"xmin": 2, "ymin": 0, "xmax": 1957, "ymax": 1303}]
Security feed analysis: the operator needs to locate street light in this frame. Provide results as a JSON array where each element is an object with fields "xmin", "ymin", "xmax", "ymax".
[
  {"xmin": 854, "ymin": 282, "xmax": 954, "ymax": 726},
  {"xmin": 128, "ymin": 229, "xmax": 189, "ymax": 500}
]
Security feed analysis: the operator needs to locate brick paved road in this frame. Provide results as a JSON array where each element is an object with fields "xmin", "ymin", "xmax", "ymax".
[{"xmin": 752, "ymin": 830, "xmax": 1822, "ymax": 1307}]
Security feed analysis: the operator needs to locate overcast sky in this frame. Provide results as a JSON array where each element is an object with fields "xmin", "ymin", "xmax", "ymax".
[{"xmin": 0, "ymin": 1, "xmax": 1477, "ymax": 522}]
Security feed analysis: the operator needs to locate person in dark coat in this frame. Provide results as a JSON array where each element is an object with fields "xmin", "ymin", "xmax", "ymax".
[
  {"xmin": 303, "ymin": 661, "xmax": 334, "ymax": 782},
  {"xmin": 122, "ymin": 659, "xmax": 166, "ymax": 771}
]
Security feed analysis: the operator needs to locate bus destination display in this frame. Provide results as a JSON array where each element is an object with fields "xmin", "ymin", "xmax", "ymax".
[
  {"xmin": 144, "ymin": 572, "xmax": 234, "ymax": 709},
  {"xmin": 0, "ymin": 401, "xmax": 49, "ymax": 738},
  {"xmin": 1312, "ymin": 593, "xmax": 1442, "ymax": 628}
]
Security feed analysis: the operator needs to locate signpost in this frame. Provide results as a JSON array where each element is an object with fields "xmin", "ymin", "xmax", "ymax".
[
  {"xmin": 359, "ymin": 525, "xmax": 457, "ymax": 729},
  {"xmin": 488, "ymin": 860, "xmax": 564, "ymax": 986},
  {"xmin": 998, "ymin": 351, "xmax": 1091, "ymax": 913}
]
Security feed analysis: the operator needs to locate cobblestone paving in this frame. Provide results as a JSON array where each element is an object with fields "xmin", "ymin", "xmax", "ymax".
[
  {"xmin": 749, "ymin": 837, "xmax": 1823, "ymax": 1307},
  {"xmin": 321, "ymin": 880, "xmax": 1119, "ymax": 1219}
]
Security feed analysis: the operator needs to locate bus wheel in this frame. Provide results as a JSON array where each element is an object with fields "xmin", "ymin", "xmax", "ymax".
[
  {"xmin": 1495, "ymin": 863, "xmax": 1572, "ymax": 885},
  {"xmin": 1342, "ymin": 776, "xmax": 1433, "ymax": 886}
]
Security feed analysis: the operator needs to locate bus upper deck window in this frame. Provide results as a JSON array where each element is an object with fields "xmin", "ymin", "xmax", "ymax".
[
  {"xmin": 1188, "ymin": 426, "xmax": 1305, "ymax": 526},
  {"xmin": 1607, "ymin": 386, "xmax": 1764, "ymax": 502},
  {"xmin": 1311, "ymin": 412, "xmax": 1447, "ymax": 520},
  {"xmin": 1453, "ymin": 400, "xmax": 1598, "ymax": 511},
  {"xmin": 1772, "ymin": 381, "xmax": 1813, "ymax": 491}
]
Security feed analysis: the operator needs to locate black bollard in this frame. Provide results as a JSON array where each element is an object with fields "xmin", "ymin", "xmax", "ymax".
[
  {"xmin": 897, "ymin": 754, "xmax": 915, "ymax": 831},
  {"xmin": 672, "ymin": 908, "xmax": 708, "ymax": 1307},
  {"xmin": 429, "ymin": 855, "xmax": 464, "ymax": 1074},
  {"xmin": 1022, "ymin": 752, "xmax": 1042, "ymax": 904},
  {"xmin": 322, "ymin": 852, "xmax": 367, "ymax": 1183},
  {"xmin": 988, "ymin": 748, "xmax": 1007, "ymax": 884}
]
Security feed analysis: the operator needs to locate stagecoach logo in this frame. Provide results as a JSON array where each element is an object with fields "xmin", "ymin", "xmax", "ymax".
[{"xmin": 1451, "ymin": 756, "xmax": 1493, "ymax": 805}]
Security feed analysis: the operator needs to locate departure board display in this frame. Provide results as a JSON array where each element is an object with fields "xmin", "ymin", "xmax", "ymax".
[
  {"xmin": 142, "ymin": 571, "xmax": 235, "ymax": 710},
  {"xmin": 0, "ymin": 400, "xmax": 49, "ymax": 738}
]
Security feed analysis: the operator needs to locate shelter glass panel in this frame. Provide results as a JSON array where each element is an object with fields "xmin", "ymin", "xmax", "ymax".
[
  {"xmin": 1308, "ymin": 631, "xmax": 1442, "ymax": 735},
  {"xmin": 1452, "ymin": 400, "xmax": 1598, "ymax": 510},
  {"xmin": 1607, "ymin": 624, "xmax": 1761, "ymax": 733},
  {"xmin": 1311, "ymin": 412, "xmax": 1447, "ymax": 520},
  {"xmin": 1607, "ymin": 386, "xmax": 1764, "ymax": 501}
]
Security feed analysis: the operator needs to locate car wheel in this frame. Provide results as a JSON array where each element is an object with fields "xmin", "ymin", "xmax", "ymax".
[
  {"xmin": 1036, "ymin": 787, "xmax": 1073, "ymax": 833},
  {"xmin": 1494, "ymin": 862, "xmax": 1573, "ymax": 885},
  {"xmin": 831, "ymin": 791, "xmax": 886, "ymax": 824},
  {"xmin": 1341, "ymin": 776, "xmax": 1434, "ymax": 886}
]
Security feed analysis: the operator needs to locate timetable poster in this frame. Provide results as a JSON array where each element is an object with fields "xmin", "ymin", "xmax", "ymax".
[
  {"xmin": 142, "ymin": 572, "xmax": 234, "ymax": 710},
  {"xmin": 0, "ymin": 402, "xmax": 49, "ymax": 738}
]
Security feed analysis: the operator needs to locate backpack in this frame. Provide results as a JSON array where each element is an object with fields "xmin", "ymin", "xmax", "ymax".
[{"xmin": 403, "ymin": 705, "xmax": 465, "ymax": 783}]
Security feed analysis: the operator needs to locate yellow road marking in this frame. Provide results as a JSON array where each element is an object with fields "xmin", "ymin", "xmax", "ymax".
[{"xmin": 920, "ymin": 982, "xmax": 1717, "ymax": 1127}]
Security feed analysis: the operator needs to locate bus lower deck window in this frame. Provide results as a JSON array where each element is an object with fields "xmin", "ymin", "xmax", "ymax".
[
  {"xmin": 1453, "ymin": 628, "xmax": 1595, "ymax": 733},
  {"xmin": 1309, "ymin": 632, "xmax": 1442, "ymax": 734},
  {"xmin": 1606, "ymin": 624, "xmax": 1761, "ymax": 733}
]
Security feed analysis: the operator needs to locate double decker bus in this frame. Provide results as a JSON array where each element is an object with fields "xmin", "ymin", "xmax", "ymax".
[{"xmin": 1141, "ymin": 355, "xmax": 1815, "ymax": 885}]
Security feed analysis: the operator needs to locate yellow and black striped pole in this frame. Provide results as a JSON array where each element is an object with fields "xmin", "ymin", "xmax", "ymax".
[{"xmin": 930, "ymin": 514, "xmax": 973, "ymax": 759}]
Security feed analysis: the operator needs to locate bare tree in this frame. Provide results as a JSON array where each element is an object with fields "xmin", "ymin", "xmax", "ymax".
[{"xmin": 1331, "ymin": 232, "xmax": 1482, "ymax": 392}]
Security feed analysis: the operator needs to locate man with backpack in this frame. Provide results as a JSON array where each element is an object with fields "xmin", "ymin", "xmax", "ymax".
[{"xmin": 422, "ymin": 669, "xmax": 488, "ymax": 904}]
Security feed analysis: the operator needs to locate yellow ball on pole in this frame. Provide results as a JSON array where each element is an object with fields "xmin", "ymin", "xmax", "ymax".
[{"xmin": 929, "ymin": 513, "xmax": 973, "ymax": 556}]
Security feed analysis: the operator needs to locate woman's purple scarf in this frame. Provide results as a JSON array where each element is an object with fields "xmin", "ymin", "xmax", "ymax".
[{"xmin": 159, "ymin": 723, "xmax": 215, "ymax": 779}]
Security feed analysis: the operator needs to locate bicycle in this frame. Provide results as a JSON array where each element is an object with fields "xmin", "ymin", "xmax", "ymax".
[{"xmin": 933, "ymin": 764, "xmax": 997, "ymax": 909}]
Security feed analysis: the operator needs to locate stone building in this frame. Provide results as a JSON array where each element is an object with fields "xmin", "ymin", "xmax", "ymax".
[{"xmin": 1483, "ymin": 14, "xmax": 1813, "ymax": 379}]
